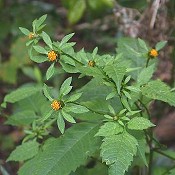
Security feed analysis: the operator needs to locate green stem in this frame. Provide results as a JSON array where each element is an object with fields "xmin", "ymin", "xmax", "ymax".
[
  {"xmin": 138, "ymin": 99, "xmax": 153, "ymax": 175},
  {"xmin": 146, "ymin": 57, "xmax": 150, "ymax": 67},
  {"xmin": 154, "ymin": 149, "xmax": 175, "ymax": 161}
]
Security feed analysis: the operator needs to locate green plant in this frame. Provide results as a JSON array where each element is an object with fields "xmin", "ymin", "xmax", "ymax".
[{"xmin": 2, "ymin": 15, "xmax": 175, "ymax": 175}]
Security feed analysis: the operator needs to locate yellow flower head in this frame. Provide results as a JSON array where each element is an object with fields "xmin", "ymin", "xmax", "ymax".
[
  {"xmin": 149, "ymin": 49, "xmax": 158, "ymax": 58},
  {"xmin": 88, "ymin": 60, "xmax": 95, "ymax": 67},
  {"xmin": 51, "ymin": 100, "xmax": 61, "ymax": 111},
  {"xmin": 48, "ymin": 50, "xmax": 57, "ymax": 61},
  {"xmin": 28, "ymin": 33, "xmax": 35, "ymax": 39}
]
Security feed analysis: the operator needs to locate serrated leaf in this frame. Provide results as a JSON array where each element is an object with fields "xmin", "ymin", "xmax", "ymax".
[
  {"xmin": 66, "ymin": 104, "xmax": 89, "ymax": 113},
  {"xmin": 19, "ymin": 27, "xmax": 30, "ymax": 36},
  {"xmin": 43, "ymin": 84, "xmax": 53, "ymax": 101},
  {"xmin": 18, "ymin": 123, "xmax": 100, "ymax": 175},
  {"xmin": 7, "ymin": 140, "xmax": 39, "ymax": 162},
  {"xmin": 46, "ymin": 63, "xmax": 55, "ymax": 80},
  {"xmin": 61, "ymin": 110, "xmax": 76, "ymax": 123},
  {"xmin": 96, "ymin": 122, "xmax": 123, "ymax": 137},
  {"xmin": 42, "ymin": 31, "xmax": 52, "ymax": 49},
  {"xmin": 141, "ymin": 80, "xmax": 175, "ymax": 106},
  {"xmin": 101, "ymin": 132, "xmax": 138, "ymax": 175},
  {"xmin": 155, "ymin": 41, "xmax": 167, "ymax": 51},
  {"xmin": 60, "ymin": 77, "xmax": 72, "ymax": 96},
  {"xmin": 104, "ymin": 61, "xmax": 126, "ymax": 93},
  {"xmin": 4, "ymin": 86, "xmax": 41, "ymax": 103},
  {"xmin": 137, "ymin": 64, "xmax": 155, "ymax": 85},
  {"xmin": 57, "ymin": 112, "xmax": 65, "ymax": 134},
  {"xmin": 128, "ymin": 117, "xmax": 155, "ymax": 130},
  {"xmin": 33, "ymin": 45, "xmax": 47, "ymax": 54}
]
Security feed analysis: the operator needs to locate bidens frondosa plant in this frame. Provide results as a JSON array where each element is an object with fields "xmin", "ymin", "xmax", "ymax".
[{"xmin": 2, "ymin": 15, "xmax": 175, "ymax": 175}]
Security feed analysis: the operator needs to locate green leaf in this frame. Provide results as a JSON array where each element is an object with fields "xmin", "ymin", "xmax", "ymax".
[
  {"xmin": 137, "ymin": 64, "xmax": 155, "ymax": 85},
  {"xmin": 60, "ymin": 33, "xmax": 75, "ymax": 46},
  {"xmin": 128, "ymin": 117, "xmax": 155, "ymax": 130},
  {"xmin": 4, "ymin": 86, "xmax": 41, "ymax": 103},
  {"xmin": 124, "ymin": 75, "xmax": 131, "ymax": 84},
  {"xmin": 131, "ymin": 131, "xmax": 148, "ymax": 166},
  {"xmin": 46, "ymin": 63, "xmax": 55, "ymax": 80},
  {"xmin": 66, "ymin": 104, "xmax": 89, "ymax": 113},
  {"xmin": 6, "ymin": 110, "xmax": 38, "ymax": 126},
  {"xmin": 92, "ymin": 47, "xmax": 98, "ymax": 59},
  {"xmin": 138, "ymin": 38, "xmax": 148, "ymax": 51},
  {"xmin": 141, "ymin": 80, "xmax": 175, "ymax": 106},
  {"xmin": 96, "ymin": 122, "xmax": 123, "ymax": 137},
  {"xmin": 18, "ymin": 123, "xmax": 100, "ymax": 175},
  {"xmin": 155, "ymin": 41, "xmax": 167, "ymax": 51},
  {"xmin": 43, "ymin": 84, "xmax": 53, "ymax": 101},
  {"xmin": 26, "ymin": 40, "xmax": 34, "ymax": 46},
  {"xmin": 108, "ymin": 105, "xmax": 115, "ymax": 115},
  {"xmin": 19, "ymin": 27, "xmax": 30, "ymax": 36},
  {"xmin": 117, "ymin": 38, "xmax": 147, "ymax": 80},
  {"xmin": 30, "ymin": 55, "xmax": 48, "ymax": 63},
  {"xmin": 125, "ymin": 86, "xmax": 140, "ymax": 93},
  {"xmin": 100, "ymin": 132, "xmax": 138, "ymax": 175},
  {"xmin": 66, "ymin": 93, "xmax": 82, "ymax": 102},
  {"xmin": 123, "ymin": 90, "xmax": 131, "ymax": 99},
  {"xmin": 61, "ymin": 110, "xmax": 76, "ymax": 123},
  {"xmin": 40, "ymin": 110, "xmax": 54, "ymax": 122},
  {"xmin": 42, "ymin": 31, "xmax": 53, "ymax": 49},
  {"xmin": 68, "ymin": 0, "xmax": 86, "ymax": 24},
  {"xmin": 33, "ymin": 45, "xmax": 47, "ymax": 54},
  {"xmin": 121, "ymin": 96, "xmax": 131, "ymax": 111},
  {"xmin": 104, "ymin": 60, "xmax": 126, "ymax": 93},
  {"xmin": 7, "ymin": 140, "xmax": 39, "ymax": 162},
  {"xmin": 169, "ymin": 169, "xmax": 175, "ymax": 175},
  {"xmin": 106, "ymin": 91, "xmax": 116, "ymax": 100},
  {"xmin": 60, "ymin": 77, "xmax": 72, "ymax": 96},
  {"xmin": 36, "ymin": 14, "xmax": 47, "ymax": 30},
  {"xmin": 57, "ymin": 112, "xmax": 65, "ymax": 134}
]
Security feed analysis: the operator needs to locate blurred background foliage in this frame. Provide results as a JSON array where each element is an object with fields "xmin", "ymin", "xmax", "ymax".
[{"xmin": 0, "ymin": 0, "xmax": 175, "ymax": 174}]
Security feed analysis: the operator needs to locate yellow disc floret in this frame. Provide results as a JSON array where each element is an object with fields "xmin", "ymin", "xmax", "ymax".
[
  {"xmin": 149, "ymin": 49, "xmax": 158, "ymax": 58},
  {"xmin": 28, "ymin": 33, "xmax": 35, "ymax": 39},
  {"xmin": 48, "ymin": 50, "xmax": 57, "ymax": 61},
  {"xmin": 51, "ymin": 100, "xmax": 61, "ymax": 111},
  {"xmin": 88, "ymin": 60, "xmax": 95, "ymax": 67}
]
